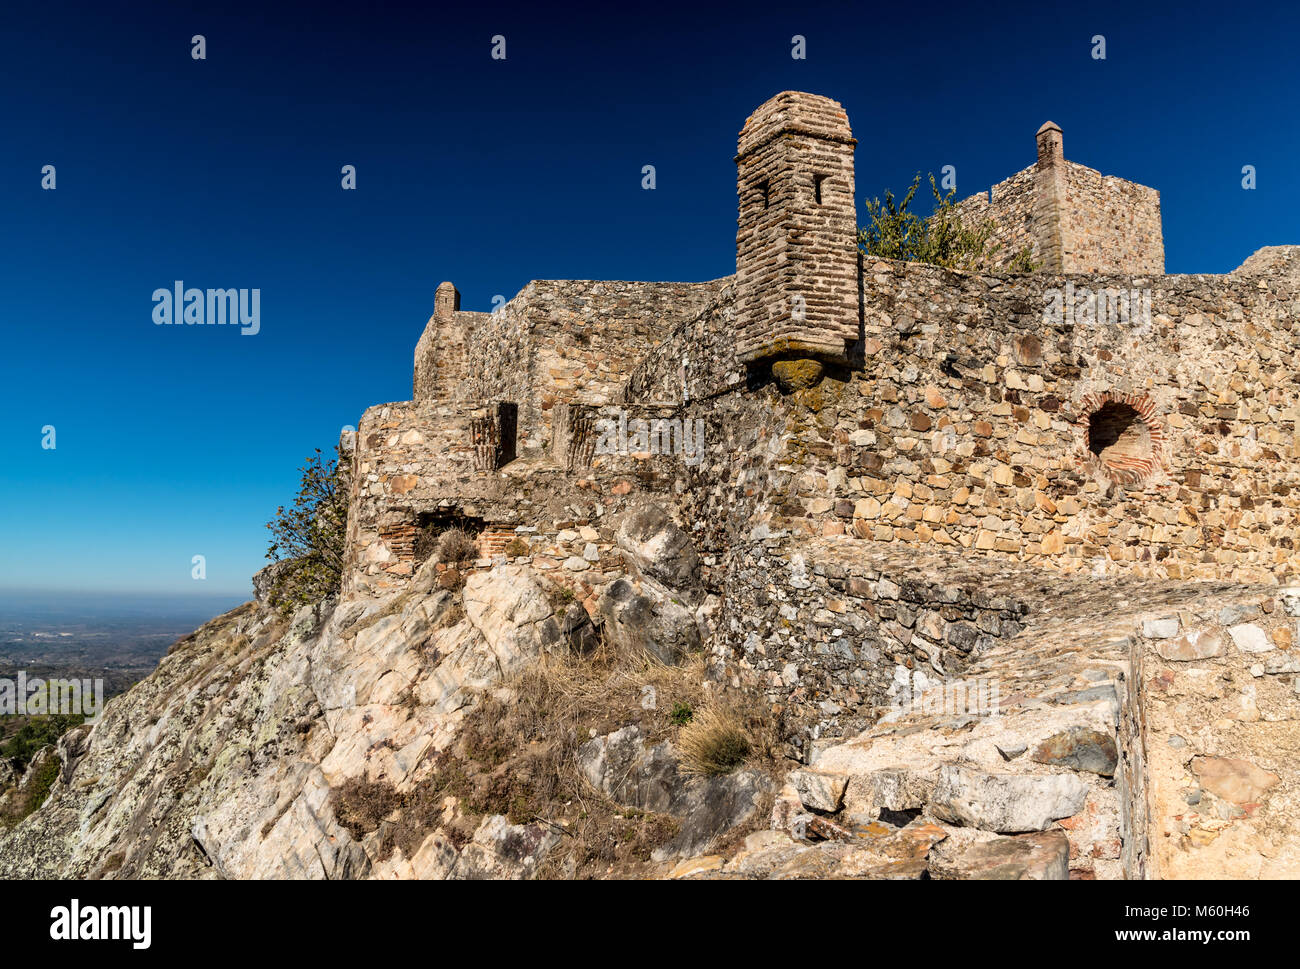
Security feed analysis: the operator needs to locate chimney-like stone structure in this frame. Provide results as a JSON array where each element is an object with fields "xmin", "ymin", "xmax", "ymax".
[
  {"xmin": 734, "ymin": 91, "xmax": 859, "ymax": 367},
  {"xmin": 1032, "ymin": 121, "xmax": 1067, "ymax": 272},
  {"xmin": 413, "ymin": 281, "xmax": 467, "ymax": 401},
  {"xmin": 433, "ymin": 280, "xmax": 461, "ymax": 319}
]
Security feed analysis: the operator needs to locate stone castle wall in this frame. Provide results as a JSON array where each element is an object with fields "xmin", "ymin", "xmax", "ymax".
[
  {"xmin": 432, "ymin": 278, "xmax": 725, "ymax": 459},
  {"xmin": 1060, "ymin": 161, "xmax": 1164, "ymax": 274},
  {"xmin": 329, "ymin": 90, "xmax": 1300, "ymax": 880},
  {"xmin": 766, "ymin": 260, "xmax": 1300, "ymax": 583},
  {"xmin": 954, "ymin": 166, "xmax": 1042, "ymax": 268},
  {"xmin": 622, "ymin": 281, "xmax": 743, "ymax": 405},
  {"xmin": 955, "ymin": 124, "xmax": 1164, "ymax": 274}
]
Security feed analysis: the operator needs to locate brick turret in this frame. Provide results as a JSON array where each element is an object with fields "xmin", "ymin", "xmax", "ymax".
[{"xmin": 734, "ymin": 91, "xmax": 859, "ymax": 367}]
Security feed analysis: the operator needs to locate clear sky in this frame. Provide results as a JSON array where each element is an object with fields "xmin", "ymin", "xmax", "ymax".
[{"xmin": 2, "ymin": 0, "xmax": 1296, "ymax": 597}]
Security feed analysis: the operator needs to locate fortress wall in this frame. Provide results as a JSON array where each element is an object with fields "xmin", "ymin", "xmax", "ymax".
[
  {"xmin": 765, "ymin": 259, "xmax": 1300, "ymax": 584},
  {"xmin": 455, "ymin": 278, "xmax": 726, "ymax": 460},
  {"xmin": 345, "ymin": 397, "xmax": 713, "ymax": 599},
  {"xmin": 346, "ymin": 399, "xmax": 495, "ymax": 595},
  {"xmin": 954, "ymin": 165, "xmax": 1042, "ymax": 268},
  {"xmin": 1138, "ymin": 588, "xmax": 1300, "ymax": 879},
  {"xmin": 1061, "ymin": 161, "xmax": 1164, "ymax": 274},
  {"xmin": 621, "ymin": 281, "xmax": 743, "ymax": 404},
  {"xmin": 953, "ymin": 139, "xmax": 1163, "ymax": 275},
  {"xmin": 413, "ymin": 310, "xmax": 488, "ymax": 403}
]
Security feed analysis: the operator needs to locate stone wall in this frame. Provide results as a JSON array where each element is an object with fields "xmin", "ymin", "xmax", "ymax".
[
  {"xmin": 622, "ymin": 281, "xmax": 744, "ymax": 405},
  {"xmin": 1060, "ymin": 161, "xmax": 1164, "ymax": 275},
  {"xmin": 415, "ymin": 278, "xmax": 726, "ymax": 461},
  {"xmin": 954, "ymin": 165, "xmax": 1043, "ymax": 269},
  {"xmin": 769, "ymin": 563, "xmax": 1281, "ymax": 878},
  {"xmin": 1139, "ymin": 587, "xmax": 1300, "ymax": 877},
  {"xmin": 955, "ymin": 123, "xmax": 1163, "ymax": 274},
  {"xmin": 768, "ymin": 259, "xmax": 1300, "ymax": 583}
]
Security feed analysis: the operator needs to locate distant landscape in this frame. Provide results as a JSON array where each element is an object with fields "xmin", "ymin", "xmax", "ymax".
[{"xmin": 0, "ymin": 589, "xmax": 246, "ymax": 700}]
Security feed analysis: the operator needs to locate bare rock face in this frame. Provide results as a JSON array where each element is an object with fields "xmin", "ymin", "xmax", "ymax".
[
  {"xmin": 578, "ymin": 726, "xmax": 771, "ymax": 861},
  {"xmin": 596, "ymin": 578, "xmax": 701, "ymax": 665},
  {"xmin": 461, "ymin": 564, "xmax": 563, "ymax": 671},
  {"xmin": 929, "ymin": 830, "xmax": 1070, "ymax": 880},
  {"xmin": 0, "ymin": 563, "xmax": 571, "ymax": 880},
  {"xmin": 929, "ymin": 766, "xmax": 1090, "ymax": 833},
  {"xmin": 613, "ymin": 504, "xmax": 700, "ymax": 590}
]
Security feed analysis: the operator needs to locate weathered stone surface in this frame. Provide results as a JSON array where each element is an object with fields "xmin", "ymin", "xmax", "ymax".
[
  {"xmin": 596, "ymin": 578, "xmax": 701, "ymax": 665},
  {"xmin": 462, "ymin": 565, "xmax": 562, "ymax": 671},
  {"xmin": 1227, "ymin": 624, "xmax": 1274, "ymax": 654},
  {"xmin": 1190, "ymin": 757, "xmax": 1279, "ymax": 805},
  {"xmin": 791, "ymin": 770, "xmax": 848, "ymax": 813},
  {"xmin": 1031, "ymin": 728, "xmax": 1118, "ymax": 777},
  {"xmin": 577, "ymin": 727, "xmax": 771, "ymax": 860},
  {"xmin": 771, "ymin": 359, "xmax": 825, "ymax": 392},
  {"xmin": 251, "ymin": 560, "xmax": 295, "ymax": 604},
  {"xmin": 613, "ymin": 503, "xmax": 700, "ymax": 589},
  {"xmin": 671, "ymin": 820, "xmax": 947, "ymax": 880},
  {"xmin": 1142, "ymin": 617, "xmax": 1180, "ymax": 639},
  {"xmin": 929, "ymin": 766, "xmax": 1090, "ymax": 832},
  {"xmin": 929, "ymin": 830, "xmax": 1070, "ymax": 880},
  {"xmin": 1156, "ymin": 628, "xmax": 1225, "ymax": 661}
]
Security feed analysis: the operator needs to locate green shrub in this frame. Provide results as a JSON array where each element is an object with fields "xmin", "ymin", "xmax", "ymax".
[
  {"xmin": 264, "ymin": 447, "xmax": 349, "ymax": 614},
  {"xmin": 18, "ymin": 753, "xmax": 61, "ymax": 822},
  {"xmin": 668, "ymin": 702, "xmax": 694, "ymax": 726},
  {"xmin": 859, "ymin": 172, "xmax": 1038, "ymax": 272},
  {"xmin": 0, "ymin": 716, "xmax": 80, "ymax": 771}
]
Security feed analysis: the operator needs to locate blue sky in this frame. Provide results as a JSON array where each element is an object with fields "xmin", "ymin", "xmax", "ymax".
[{"xmin": 2, "ymin": 0, "xmax": 1296, "ymax": 597}]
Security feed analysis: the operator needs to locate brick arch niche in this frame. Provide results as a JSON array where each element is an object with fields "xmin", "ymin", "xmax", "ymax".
[{"xmin": 1081, "ymin": 392, "xmax": 1162, "ymax": 486}]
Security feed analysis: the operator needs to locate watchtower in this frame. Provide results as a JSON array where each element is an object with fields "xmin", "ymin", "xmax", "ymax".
[{"xmin": 734, "ymin": 91, "xmax": 859, "ymax": 367}]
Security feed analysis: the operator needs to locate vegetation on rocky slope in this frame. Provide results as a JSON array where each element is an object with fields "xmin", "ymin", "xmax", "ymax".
[{"xmin": 263, "ymin": 446, "xmax": 349, "ymax": 615}]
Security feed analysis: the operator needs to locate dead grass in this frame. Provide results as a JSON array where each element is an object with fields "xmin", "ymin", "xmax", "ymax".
[
  {"xmin": 426, "ymin": 644, "xmax": 776, "ymax": 875},
  {"xmin": 677, "ymin": 704, "xmax": 752, "ymax": 776},
  {"xmin": 332, "ymin": 776, "xmax": 403, "ymax": 842},
  {"xmin": 328, "ymin": 641, "xmax": 786, "ymax": 875},
  {"xmin": 436, "ymin": 528, "xmax": 478, "ymax": 565}
]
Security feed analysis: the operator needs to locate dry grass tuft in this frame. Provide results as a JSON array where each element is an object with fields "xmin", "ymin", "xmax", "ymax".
[
  {"xmin": 329, "ymin": 637, "xmax": 784, "ymax": 875},
  {"xmin": 676, "ymin": 704, "xmax": 752, "ymax": 776},
  {"xmin": 436, "ymin": 528, "xmax": 478, "ymax": 565}
]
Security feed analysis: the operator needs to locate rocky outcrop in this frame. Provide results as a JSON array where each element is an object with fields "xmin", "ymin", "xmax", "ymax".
[
  {"xmin": 614, "ymin": 504, "xmax": 700, "ymax": 589},
  {"xmin": 0, "ymin": 554, "xmax": 764, "ymax": 879},
  {"xmin": 596, "ymin": 579, "xmax": 701, "ymax": 665},
  {"xmin": 578, "ymin": 726, "xmax": 771, "ymax": 860},
  {"xmin": 0, "ymin": 558, "xmax": 569, "ymax": 878}
]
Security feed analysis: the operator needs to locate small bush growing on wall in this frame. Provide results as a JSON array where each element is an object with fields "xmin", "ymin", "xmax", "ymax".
[
  {"xmin": 436, "ymin": 528, "xmax": 478, "ymax": 565},
  {"xmin": 859, "ymin": 172, "xmax": 1038, "ymax": 272}
]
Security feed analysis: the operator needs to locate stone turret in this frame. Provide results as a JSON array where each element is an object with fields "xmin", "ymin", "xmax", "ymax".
[
  {"xmin": 734, "ymin": 91, "xmax": 859, "ymax": 369},
  {"xmin": 413, "ymin": 281, "xmax": 467, "ymax": 402}
]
